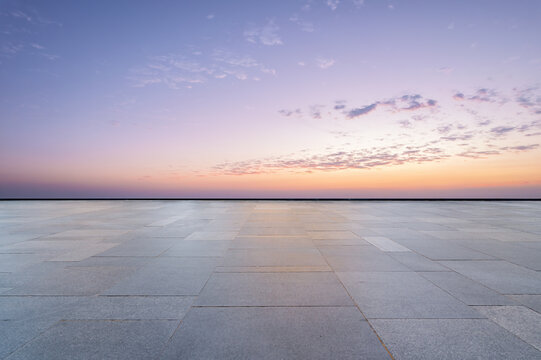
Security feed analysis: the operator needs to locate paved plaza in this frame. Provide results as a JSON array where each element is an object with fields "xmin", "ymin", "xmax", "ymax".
[{"xmin": 0, "ymin": 200, "xmax": 540, "ymax": 359}]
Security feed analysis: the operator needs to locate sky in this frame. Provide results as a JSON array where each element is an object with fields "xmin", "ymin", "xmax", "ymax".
[{"xmin": 1, "ymin": 0, "xmax": 541, "ymax": 198}]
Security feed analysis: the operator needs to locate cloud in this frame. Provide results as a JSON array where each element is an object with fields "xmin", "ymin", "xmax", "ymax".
[
  {"xmin": 440, "ymin": 134, "xmax": 474, "ymax": 142},
  {"xmin": 130, "ymin": 49, "xmax": 275, "ymax": 89},
  {"xmin": 211, "ymin": 143, "xmax": 450, "ymax": 175},
  {"xmin": 490, "ymin": 126, "xmax": 515, "ymax": 135},
  {"xmin": 437, "ymin": 124, "xmax": 453, "ymax": 134},
  {"xmin": 347, "ymin": 103, "xmax": 378, "ymax": 118},
  {"xmin": 353, "ymin": 0, "xmax": 365, "ymax": 7},
  {"xmin": 453, "ymin": 88, "xmax": 504, "ymax": 103},
  {"xmin": 10, "ymin": 10, "xmax": 33, "ymax": 22},
  {"xmin": 514, "ymin": 87, "xmax": 541, "ymax": 114},
  {"xmin": 208, "ymin": 134, "xmax": 540, "ymax": 176},
  {"xmin": 278, "ymin": 109, "xmax": 302, "ymax": 117},
  {"xmin": 206, "ymin": 14, "xmax": 215, "ymax": 20},
  {"xmin": 288, "ymin": 93, "xmax": 441, "ymax": 121},
  {"xmin": 501, "ymin": 144, "xmax": 539, "ymax": 151},
  {"xmin": 41, "ymin": 53, "xmax": 60, "ymax": 60},
  {"xmin": 1, "ymin": 43, "xmax": 23, "ymax": 55},
  {"xmin": 399, "ymin": 119, "xmax": 413, "ymax": 128},
  {"xmin": 457, "ymin": 150, "xmax": 500, "ymax": 159},
  {"xmin": 316, "ymin": 58, "xmax": 335, "ymax": 69},
  {"xmin": 447, "ymin": 22, "xmax": 455, "ymax": 30},
  {"xmin": 309, "ymin": 105, "xmax": 324, "ymax": 119},
  {"xmin": 9, "ymin": 8, "xmax": 61, "ymax": 26},
  {"xmin": 327, "ymin": 0, "xmax": 340, "ymax": 10},
  {"xmin": 438, "ymin": 67, "xmax": 454, "ymax": 74},
  {"xmin": 244, "ymin": 20, "xmax": 282, "ymax": 46},
  {"xmin": 289, "ymin": 15, "xmax": 315, "ymax": 32}
]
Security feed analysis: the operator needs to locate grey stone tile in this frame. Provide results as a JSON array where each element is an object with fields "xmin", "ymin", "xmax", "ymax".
[
  {"xmin": 0, "ymin": 296, "xmax": 81, "ymax": 320},
  {"xmin": 163, "ymin": 240, "xmax": 230, "ymax": 257},
  {"xmin": 184, "ymin": 231, "xmax": 238, "ymax": 240},
  {"xmin": 440, "ymin": 260, "xmax": 541, "ymax": 294},
  {"xmin": 388, "ymin": 252, "xmax": 449, "ymax": 271},
  {"xmin": 160, "ymin": 307, "xmax": 390, "ymax": 360},
  {"xmin": 363, "ymin": 236, "xmax": 411, "ymax": 252},
  {"xmin": 98, "ymin": 238, "xmax": 177, "ymax": 257},
  {"xmin": 48, "ymin": 242, "xmax": 119, "ymax": 261},
  {"xmin": 307, "ymin": 231, "xmax": 361, "ymax": 240},
  {"xmin": 420, "ymin": 271, "xmax": 516, "ymax": 305},
  {"xmin": 0, "ymin": 317, "xmax": 58, "ymax": 359},
  {"xmin": 320, "ymin": 246, "xmax": 410, "ymax": 271},
  {"xmin": 214, "ymin": 265, "xmax": 332, "ymax": 272},
  {"xmin": 486, "ymin": 230, "xmax": 540, "ymax": 242},
  {"xmin": 314, "ymin": 238, "xmax": 370, "ymax": 246},
  {"xmin": 0, "ymin": 254, "xmax": 51, "ymax": 272},
  {"xmin": 337, "ymin": 272, "xmax": 483, "ymax": 319},
  {"xmin": 7, "ymin": 320, "xmax": 179, "ymax": 360},
  {"xmin": 221, "ymin": 248, "xmax": 327, "ymax": 267},
  {"xmin": 0, "ymin": 240, "xmax": 96, "ymax": 255},
  {"xmin": 303, "ymin": 222, "xmax": 351, "ymax": 230},
  {"xmin": 231, "ymin": 236, "xmax": 316, "ymax": 249},
  {"xmin": 62, "ymin": 296, "xmax": 195, "ymax": 320},
  {"xmin": 397, "ymin": 238, "xmax": 494, "ymax": 260},
  {"xmin": 146, "ymin": 215, "xmax": 185, "ymax": 227},
  {"xmin": 475, "ymin": 306, "xmax": 541, "ymax": 351},
  {"xmin": 371, "ymin": 319, "xmax": 541, "ymax": 360},
  {"xmin": 104, "ymin": 257, "xmax": 219, "ymax": 295},
  {"xmin": 238, "ymin": 226, "xmax": 306, "ymax": 236},
  {"xmin": 509, "ymin": 295, "xmax": 541, "ymax": 313},
  {"xmin": 7, "ymin": 265, "xmax": 137, "ymax": 295},
  {"xmin": 458, "ymin": 239, "xmax": 541, "ymax": 271},
  {"xmin": 43, "ymin": 229, "xmax": 129, "ymax": 241},
  {"xmin": 197, "ymin": 272, "xmax": 353, "ymax": 306}
]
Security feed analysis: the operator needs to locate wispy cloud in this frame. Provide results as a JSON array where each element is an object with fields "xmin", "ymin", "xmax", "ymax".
[
  {"xmin": 289, "ymin": 15, "xmax": 315, "ymax": 32},
  {"xmin": 244, "ymin": 20, "xmax": 283, "ymax": 46},
  {"xmin": 501, "ymin": 144, "xmax": 539, "ymax": 151},
  {"xmin": 514, "ymin": 86, "xmax": 541, "ymax": 114},
  {"xmin": 278, "ymin": 108, "xmax": 302, "ymax": 117},
  {"xmin": 490, "ymin": 126, "xmax": 516, "ymax": 136},
  {"xmin": 453, "ymin": 88, "xmax": 505, "ymax": 103},
  {"xmin": 347, "ymin": 103, "xmax": 378, "ymax": 118},
  {"xmin": 210, "ymin": 143, "xmax": 450, "ymax": 176},
  {"xmin": 316, "ymin": 58, "xmax": 335, "ymax": 69},
  {"xmin": 343, "ymin": 94, "xmax": 438, "ymax": 119},
  {"xmin": 326, "ymin": 0, "xmax": 340, "ymax": 11},
  {"xmin": 438, "ymin": 66, "xmax": 454, "ymax": 74},
  {"xmin": 208, "ymin": 130, "xmax": 539, "ymax": 176},
  {"xmin": 8, "ymin": 8, "xmax": 62, "ymax": 26},
  {"xmin": 130, "ymin": 49, "xmax": 276, "ymax": 89}
]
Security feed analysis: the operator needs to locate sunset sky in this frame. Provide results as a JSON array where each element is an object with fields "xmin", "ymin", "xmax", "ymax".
[{"xmin": 1, "ymin": 0, "xmax": 541, "ymax": 198}]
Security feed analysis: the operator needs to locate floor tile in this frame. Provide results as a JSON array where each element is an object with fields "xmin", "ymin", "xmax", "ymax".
[
  {"xmin": 440, "ymin": 260, "xmax": 541, "ymax": 294},
  {"xmin": 197, "ymin": 272, "xmax": 353, "ymax": 306},
  {"xmin": 474, "ymin": 306, "xmax": 541, "ymax": 351},
  {"xmin": 337, "ymin": 271, "xmax": 483, "ymax": 319},
  {"xmin": 160, "ymin": 307, "xmax": 390, "ymax": 360},
  {"xmin": 420, "ymin": 271, "xmax": 516, "ymax": 305},
  {"xmin": 7, "ymin": 320, "xmax": 178, "ymax": 360},
  {"xmin": 371, "ymin": 319, "xmax": 540, "ymax": 360}
]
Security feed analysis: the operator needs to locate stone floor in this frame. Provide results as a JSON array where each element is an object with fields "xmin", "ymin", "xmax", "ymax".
[{"xmin": 1, "ymin": 200, "xmax": 540, "ymax": 359}]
